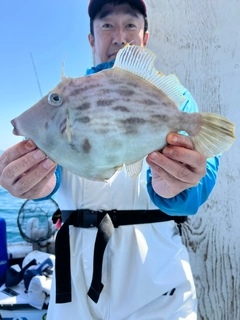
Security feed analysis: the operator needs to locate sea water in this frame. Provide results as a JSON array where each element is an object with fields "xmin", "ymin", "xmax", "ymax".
[
  {"xmin": 0, "ymin": 186, "xmax": 26, "ymax": 242},
  {"xmin": 0, "ymin": 186, "xmax": 58, "ymax": 243}
]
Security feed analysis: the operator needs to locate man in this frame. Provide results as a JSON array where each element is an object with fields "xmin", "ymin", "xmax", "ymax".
[{"xmin": 0, "ymin": 0, "xmax": 219, "ymax": 319}]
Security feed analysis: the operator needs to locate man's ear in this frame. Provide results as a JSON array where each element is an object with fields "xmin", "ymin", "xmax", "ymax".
[
  {"xmin": 143, "ymin": 31, "xmax": 149, "ymax": 46},
  {"xmin": 88, "ymin": 33, "xmax": 95, "ymax": 48}
]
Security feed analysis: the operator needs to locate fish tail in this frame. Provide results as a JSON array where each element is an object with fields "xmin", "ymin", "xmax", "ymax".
[{"xmin": 190, "ymin": 112, "xmax": 235, "ymax": 158}]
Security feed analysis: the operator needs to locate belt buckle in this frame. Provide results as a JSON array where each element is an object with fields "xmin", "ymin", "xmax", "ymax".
[{"xmin": 82, "ymin": 209, "xmax": 98, "ymax": 228}]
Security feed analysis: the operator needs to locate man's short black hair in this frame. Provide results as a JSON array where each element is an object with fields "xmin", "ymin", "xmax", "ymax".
[{"xmin": 89, "ymin": 1, "xmax": 148, "ymax": 36}]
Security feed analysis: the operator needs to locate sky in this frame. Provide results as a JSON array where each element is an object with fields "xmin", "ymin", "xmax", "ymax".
[{"xmin": 0, "ymin": 0, "xmax": 92, "ymax": 151}]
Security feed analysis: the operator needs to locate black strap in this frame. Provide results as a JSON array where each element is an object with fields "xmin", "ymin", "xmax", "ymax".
[
  {"xmin": 60, "ymin": 209, "xmax": 187, "ymax": 226},
  {"xmin": 55, "ymin": 209, "xmax": 187, "ymax": 304},
  {"xmin": 55, "ymin": 216, "xmax": 72, "ymax": 303}
]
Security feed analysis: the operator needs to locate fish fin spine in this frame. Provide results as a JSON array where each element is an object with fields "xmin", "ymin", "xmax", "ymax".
[{"xmin": 190, "ymin": 113, "xmax": 235, "ymax": 158}]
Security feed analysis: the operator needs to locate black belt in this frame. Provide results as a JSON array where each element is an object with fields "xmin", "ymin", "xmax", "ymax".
[{"xmin": 54, "ymin": 209, "xmax": 187, "ymax": 304}]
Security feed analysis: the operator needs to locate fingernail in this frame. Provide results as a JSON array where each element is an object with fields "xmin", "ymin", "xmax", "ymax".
[
  {"xmin": 170, "ymin": 135, "xmax": 177, "ymax": 143},
  {"xmin": 33, "ymin": 149, "xmax": 46, "ymax": 160},
  {"xmin": 25, "ymin": 140, "xmax": 36, "ymax": 150},
  {"xmin": 163, "ymin": 147, "xmax": 172, "ymax": 155},
  {"xmin": 43, "ymin": 158, "xmax": 55, "ymax": 169},
  {"xmin": 148, "ymin": 152, "xmax": 158, "ymax": 159}
]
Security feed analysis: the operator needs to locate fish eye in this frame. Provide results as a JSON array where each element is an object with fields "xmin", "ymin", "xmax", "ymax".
[{"xmin": 48, "ymin": 92, "xmax": 63, "ymax": 106}]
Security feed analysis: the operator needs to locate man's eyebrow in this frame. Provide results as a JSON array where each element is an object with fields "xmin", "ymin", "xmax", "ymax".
[{"xmin": 98, "ymin": 8, "xmax": 140, "ymax": 20}]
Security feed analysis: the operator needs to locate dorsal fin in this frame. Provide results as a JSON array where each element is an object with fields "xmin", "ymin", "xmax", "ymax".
[{"xmin": 113, "ymin": 44, "xmax": 186, "ymax": 108}]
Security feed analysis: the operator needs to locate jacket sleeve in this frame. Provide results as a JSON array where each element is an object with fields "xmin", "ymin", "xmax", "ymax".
[
  {"xmin": 146, "ymin": 156, "xmax": 219, "ymax": 216},
  {"xmin": 34, "ymin": 165, "xmax": 62, "ymax": 201},
  {"xmin": 146, "ymin": 89, "xmax": 220, "ymax": 216}
]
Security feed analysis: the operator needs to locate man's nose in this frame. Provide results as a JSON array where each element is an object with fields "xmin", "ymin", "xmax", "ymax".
[{"xmin": 112, "ymin": 29, "xmax": 127, "ymax": 45}]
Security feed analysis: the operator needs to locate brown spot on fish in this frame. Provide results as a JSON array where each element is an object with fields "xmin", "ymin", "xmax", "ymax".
[
  {"xmin": 161, "ymin": 101, "xmax": 172, "ymax": 107},
  {"xmin": 125, "ymin": 128, "xmax": 138, "ymax": 135},
  {"xmin": 153, "ymin": 114, "xmax": 169, "ymax": 122},
  {"xmin": 110, "ymin": 79, "xmax": 120, "ymax": 85},
  {"xmin": 66, "ymin": 79, "xmax": 74, "ymax": 87},
  {"xmin": 69, "ymin": 142, "xmax": 80, "ymax": 153},
  {"xmin": 121, "ymin": 117, "xmax": 146, "ymax": 125},
  {"xmin": 113, "ymin": 106, "xmax": 130, "ymax": 112},
  {"xmin": 144, "ymin": 99, "xmax": 158, "ymax": 106},
  {"xmin": 116, "ymin": 89, "xmax": 134, "ymax": 96},
  {"xmin": 76, "ymin": 117, "xmax": 90, "ymax": 123},
  {"xmin": 126, "ymin": 82, "xmax": 138, "ymax": 88},
  {"xmin": 94, "ymin": 122, "xmax": 110, "ymax": 134},
  {"xmin": 118, "ymin": 117, "xmax": 146, "ymax": 135},
  {"xmin": 100, "ymin": 89, "xmax": 112, "ymax": 95},
  {"xmin": 76, "ymin": 102, "xmax": 91, "ymax": 111},
  {"xmin": 70, "ymin": 88, "xmax": 85, "ymax": 95},
  {"xmin": 82, "ymin": 138, "xmax": 91, "ymax": 154},
  {"xmin": 71, "ymin": 84, "xmax": 101, "ymax": 95},
  {"xmin": 97, "ymin": 99, "xmax": 115, "ymax": 107}
]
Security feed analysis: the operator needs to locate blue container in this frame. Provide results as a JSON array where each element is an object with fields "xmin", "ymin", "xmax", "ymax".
[{"xmin": 0, "ymin": 217, "xmax": 8, "ymax": 286}]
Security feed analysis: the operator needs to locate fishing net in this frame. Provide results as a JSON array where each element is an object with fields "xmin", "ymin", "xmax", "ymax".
[{"xmin": 17, "ymin": 198, "xmax": 58, "ymax": 243}]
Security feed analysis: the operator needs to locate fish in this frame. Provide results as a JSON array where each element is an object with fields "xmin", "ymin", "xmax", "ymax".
[{"xmin": 11, "ymin": 44, "xmax": 235, "ymax": 181}]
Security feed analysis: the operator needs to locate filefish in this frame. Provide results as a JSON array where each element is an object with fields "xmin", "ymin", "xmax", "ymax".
[{"xmin": 11, "ymin": 44, "xmax": 235, "ymax": 181}]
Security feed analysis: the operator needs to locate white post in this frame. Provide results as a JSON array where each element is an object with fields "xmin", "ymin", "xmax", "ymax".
[{"xmin": 145, "ymin": 0, "xmax": 240, "ymax": 318}]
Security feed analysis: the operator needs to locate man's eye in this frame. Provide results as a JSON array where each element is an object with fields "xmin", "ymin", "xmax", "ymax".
[
  {"xmin": 126, "ymin": 24, "xmax": 136, "ymax": 29},
  {"xmin": 102, "ymin": 24, "xmax": 113, "ymax": 28}
]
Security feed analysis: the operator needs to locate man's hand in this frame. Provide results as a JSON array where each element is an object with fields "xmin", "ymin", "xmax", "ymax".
[
  {"xmin": 0, "ymin": 140, "xmax": 57, "ymax": 199},
  {"xmin": 146, "ymin": 133, "xmax": 207, "ymax": 199}
]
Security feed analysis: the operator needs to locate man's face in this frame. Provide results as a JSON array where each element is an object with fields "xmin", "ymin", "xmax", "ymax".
[{"xmin": 88, "ymin": 3, "xmax": 149, "ymax": 65}]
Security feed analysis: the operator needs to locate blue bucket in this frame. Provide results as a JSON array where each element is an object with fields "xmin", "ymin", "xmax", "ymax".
[{"xmin": 0, "ymin": 217, "xmax": 8, "ymax": 286}]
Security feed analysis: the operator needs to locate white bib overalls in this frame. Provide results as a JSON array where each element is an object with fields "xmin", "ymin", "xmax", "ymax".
[{"xmin": 47, "ymin": 161, "xmax": 197, "ymax": 320}]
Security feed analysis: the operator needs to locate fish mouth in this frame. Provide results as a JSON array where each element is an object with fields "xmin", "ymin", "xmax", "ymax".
[{"xmin": 11, "ymin": 119, "xmax": 21, "ymax": 136}]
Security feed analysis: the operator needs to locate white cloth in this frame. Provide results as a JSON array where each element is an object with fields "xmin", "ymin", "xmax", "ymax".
[
  {"xmin": 47, "ymin": 162, "xmax": 197, "ymax": 319},
  {"xmin": 28, "ymin": 275, "xmax": 51, "ymax": 310},
  {"xmin": 22, "ymin": 251, "xmax": 54, "ymax": 310},
  {"xmin": 22, "ymin": 250, "xmax": 55, "ymax": 269}
]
